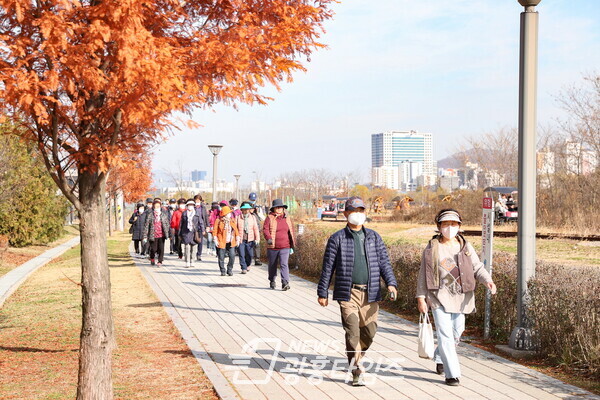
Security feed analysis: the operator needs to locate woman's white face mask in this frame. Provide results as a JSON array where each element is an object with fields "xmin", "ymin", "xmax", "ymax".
[
  {"xmin": 138, "ymin": 207, "xmax": 144, "ymax": 213},
  {"xmin": 440, "ymin": 225, "xmax": 460, "ymax": 240},
  {"xmin": 179, "ymin": 204, "xmax": 186, "ymax": 210},
  {"xmin": 347, "ymin": 212, "xmax": 366, "ymax": 226}
]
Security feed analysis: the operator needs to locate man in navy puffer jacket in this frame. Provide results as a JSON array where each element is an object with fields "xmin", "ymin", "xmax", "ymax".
[{"xmin": 317, "ymin": 196, "xmax": 398, "ymax": 386}]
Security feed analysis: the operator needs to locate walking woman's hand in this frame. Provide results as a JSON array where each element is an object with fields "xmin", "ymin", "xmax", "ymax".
[
  {"xmin": 417, "ymin": 297, "xmax": 428, "ymax": 314},
  {"xmin": 486, "ymin": 281, "xmax": 497, "ymax": 295},
  {"xmin": 318, "ymin": 297, "xmax": 328, "ymax": 307}
]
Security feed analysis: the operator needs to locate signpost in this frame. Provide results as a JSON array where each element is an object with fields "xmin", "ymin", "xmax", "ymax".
[{"xmin": 481, "ymin": 197, "xmax": 495, "ymax": 339}]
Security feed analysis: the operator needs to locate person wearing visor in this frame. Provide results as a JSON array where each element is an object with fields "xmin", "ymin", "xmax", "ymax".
[
  {"xmin": 317, "ymin": 196, "xmax": 398, "ymax": 386},
  {"xmin": 236, "ymin": 202, "xmax": 260, "ymax": 274},
  {"xmin": 416, "ymin": 208, "xmax": 497, "ymax": 387}
]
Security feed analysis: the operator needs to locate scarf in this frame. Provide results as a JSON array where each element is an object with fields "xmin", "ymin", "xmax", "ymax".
[
  {"xmin": 431, "ymin": 235, "xmax": 465, "ymax": 292},
  {"xmin": 224, "ymin": 217, "xmax": 232, "ymax": 243},
  {"xmin": 186, "ymin": 209, "xmax": 195, "ymax": 231}
]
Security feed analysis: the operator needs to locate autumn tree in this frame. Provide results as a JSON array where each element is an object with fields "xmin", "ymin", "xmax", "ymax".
[
  {"xmin": 106, "ymin": 156, "xmax": 153, "ymax": 234},
  {"xmin": 0, "ymin": 1, "xmax": 334, "ymax": 398}
]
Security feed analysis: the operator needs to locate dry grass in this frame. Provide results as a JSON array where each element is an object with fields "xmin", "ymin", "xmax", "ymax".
[
  {"xmin": 311, "ymin": 220, "xmax": 600, "ymax": 267},
  {"xmin": 0, "ymin": 224, "xmax": 79, "ymax": 278},
  {"xmin": 0, "ymin": 231, "xmax": 218, "ymax": 400}
]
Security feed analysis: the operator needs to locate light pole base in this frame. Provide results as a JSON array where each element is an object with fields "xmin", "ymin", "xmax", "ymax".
[{"xmin": 508, "ymin": 326, "xmax": 536, "ymax": 351}]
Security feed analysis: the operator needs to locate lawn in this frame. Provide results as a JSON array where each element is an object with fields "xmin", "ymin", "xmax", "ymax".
[
  {"xmin": 0, "ymin": 224, "xmax": 80, "ymax": 278},
  {"xmin": 0, "ymin": 231, "xmax": 217, "ymax": 400}
]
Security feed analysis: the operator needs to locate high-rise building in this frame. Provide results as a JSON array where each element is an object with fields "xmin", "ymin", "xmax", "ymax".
[
  {"xmin": 371, "ymin": 130, "xmax": 435, "ymax": 189},
  {"xmin": 191, "ymin": 170, "xmax": 207, "ymax": 182}
]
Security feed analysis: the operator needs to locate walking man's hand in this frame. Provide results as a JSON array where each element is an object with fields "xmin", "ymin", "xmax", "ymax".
[
  {"xmin": 388, "ymin": 285, "xmax": 398, "ymax": 301},
  {"xmin": 318, "ymin": 297, "xmax": 328, "ymax": 307}
]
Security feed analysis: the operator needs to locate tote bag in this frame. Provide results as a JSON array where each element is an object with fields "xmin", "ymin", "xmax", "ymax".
[{"xmin": 418, "ymin": 312, "xmax": 435, "ymax": 359}]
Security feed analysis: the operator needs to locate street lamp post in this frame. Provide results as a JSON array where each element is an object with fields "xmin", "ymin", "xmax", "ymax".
[
  {"xmin": 509, "ymin": 0, "xmax": 540, "ymax": 351},
  {"xmin": 234, "ymin": 174, "xmax": 241, "ymax": 200},
  {"xmin": 208, "ymin": 145, "xmax": 223, "ymax": 203}
]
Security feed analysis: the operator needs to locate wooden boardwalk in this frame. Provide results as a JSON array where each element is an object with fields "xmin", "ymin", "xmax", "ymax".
[{"xmin": 132, "ymin": 249, "xmax": 599, "ymax": 400}]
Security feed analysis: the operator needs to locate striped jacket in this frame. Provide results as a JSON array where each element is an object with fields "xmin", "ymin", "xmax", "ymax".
[{"xmin": 318, "ymin": 226, "xmax": 398, "ymax": 302}]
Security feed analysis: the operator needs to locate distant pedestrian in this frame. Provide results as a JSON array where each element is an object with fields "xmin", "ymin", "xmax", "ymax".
[
  {"xmin": 128, "ymin": 202, "xmax": 145, "ymax": 254},
  {"xmin": 317, "ymin": 196, "xmax": 398, "ymax": 386},
  {"xmin": 207, "ymin": 202, "xmax": 220, "ymax": 256},
  {"xmin": 263, "ymin": 199, "xmax": 296, "ymax": 291},
  {"xmin": 194, "ymin": 195, "xmax": 209, "ymax": 261},
  {"xmin": 416, "ymin": 209, "xmax": 497, "ymax": 386},
  {"xmin": 179, "ymin": 199, "xmax": 204, "ymax": 268},
  {"xmin": 140, "ymin": 197, "xmax": 154, "ymax": 256},
  {"xmin": 170, "ymin": 198, "xmax": 186, "ymax": 259},
  {"xmin": 236, "ymin": 202, "xmax": 260, "ymax": 274},
  {"xmin": 230, "ymin": 199, "xmax": 242, "ymax": 218},
  {"xmin": 249, "ymin": 203, "xmax": 263, "ymax": 266},
  {"xmin": 213, "ymin": 206, "xmax": 240, "ymax": 276},
  {"xmin": 143, "ymin": 198, "xmax": 170, "ymax": 266},
  {"xmin": 167, "ymin": 198, "xmax": 177, "ymax": 254}
]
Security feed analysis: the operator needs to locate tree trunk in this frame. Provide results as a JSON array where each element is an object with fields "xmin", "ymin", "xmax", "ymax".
[
  {"xmin": 113, "ymin": 194, "xmax": 118, "ymax": 232},
  {"xmin": 107, "ymin": 196, "xmax": 113, "ymax": 237},
  {"xmin": 77, "ymin": 170, "xmax": 115, "ymax": 400}
]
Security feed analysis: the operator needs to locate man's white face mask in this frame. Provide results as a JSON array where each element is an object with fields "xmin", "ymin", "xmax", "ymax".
[{"xmin": 347, "ymin": 212, "xmax": 366, "ymax": 226}]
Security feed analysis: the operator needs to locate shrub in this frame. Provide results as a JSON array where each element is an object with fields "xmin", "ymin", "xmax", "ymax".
[{"xmin": 0, "ymin": 133, "xmax": 69, "ymax": 247}]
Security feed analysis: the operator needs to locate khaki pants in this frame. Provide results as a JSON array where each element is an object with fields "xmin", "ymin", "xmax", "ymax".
[{"xmin": 338, "ymin": 287, "xmax": 379, "ymax": 373}]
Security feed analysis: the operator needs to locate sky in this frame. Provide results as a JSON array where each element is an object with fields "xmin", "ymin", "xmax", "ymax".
[{"xmin": 152, "ymin": 0, "xmax": 600, "ymax": 187}]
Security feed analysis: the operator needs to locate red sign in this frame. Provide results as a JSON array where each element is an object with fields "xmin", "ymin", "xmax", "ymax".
[{"xmin": 482, "ymin": 197, "xmax": 493, "ymax": 209}]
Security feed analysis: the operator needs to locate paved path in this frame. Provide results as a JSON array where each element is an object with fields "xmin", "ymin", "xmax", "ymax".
[
  {"xmin": 133, "ymin": 249, "xmax": 599, "ymax": 400},
  {"xmin": 0, "ymin": 236, "xmax": 80, "ymax": 308}
]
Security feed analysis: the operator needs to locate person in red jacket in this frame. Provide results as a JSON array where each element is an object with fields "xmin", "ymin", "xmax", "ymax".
[
  {"xmin": 170, "ymin": 198, "xmax": 186, "ymax": 259},
  {"xmin": 263, "ymin": 199, "xmax": 296, "ymax": 291}
]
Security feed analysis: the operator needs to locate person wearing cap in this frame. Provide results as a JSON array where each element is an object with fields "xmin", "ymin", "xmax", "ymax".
[
  {"xmin": 236, "ymin": 202, "xmax": 260, "ymax": 274},
  {"xmin": 248, "ymin": 193, "xmax": 264, "ymax": 266},
  {"xmin": 317, "ymin": 196, "xmax": 398, "ymax": 386},
  {"xmin": 167, "ymin": 199, "xmax": 177, "ymax": 255},
  {"xmin": 213, "ymin": 206, "xmax": 240, "ymax": 276},
  {"xmin": 229, "ymin": 199, "xmax": 242, "ymax": 218},
  {"xmin": 170, "ymin": 198, "xmax": 187, "ymax": 259},
  {"xmin": 416, "ymin": 208, "xmax": 497, "ymax": 387},
  {"xmin": 128, "ymin": 202, "xmax": 146, "ymax": 255},
  {"xmin": 143, "ymin": 198, "xmax": 170, "ymax": 266},
  {"xmin": 179, "ymin": 199, "xmax": 205, "ymax": 268},
  {"xmin": 193, "ymin": 195, "xmax": 209, "ymax": 261},
  {"xmin": 263, "ymin": 199, "xmax": 296, "ymax": 291}
]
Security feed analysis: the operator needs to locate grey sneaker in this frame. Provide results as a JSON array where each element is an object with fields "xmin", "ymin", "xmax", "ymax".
[
  {"xmin": 352, "ymin": 371, "xmax": 365, "ymax": 387},
  {"xmin": 282, "ymin": 282, "xmax": 291, "ymax": 291},
  {"xmin": 270, "ymin": 281, "xmax": 276, "ymax": 290}
]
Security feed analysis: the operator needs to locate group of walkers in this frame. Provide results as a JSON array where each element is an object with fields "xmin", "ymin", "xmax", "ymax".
[
  {"xmin": 317, "ymin": 198, "xmax": 497, "ymax": 387},
  {"xmin": 130, "ymin": 193, "xmax": 498, "ymax": 387},
  {"xmin": 129, "ymin": 193, "xmax": 296, "ymax": 290}
]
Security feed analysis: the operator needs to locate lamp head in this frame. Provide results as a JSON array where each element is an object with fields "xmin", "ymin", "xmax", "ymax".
[
  {"xmin": 518, "ymin": 0, "xmax": 541, "ymax": 6},
  {"xmin": 208, "ymin": 145, "xmax": 223, "ymax": 156}
]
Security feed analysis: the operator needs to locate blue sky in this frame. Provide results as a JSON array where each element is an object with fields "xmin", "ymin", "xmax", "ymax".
[{"xmin": 152, "ymin": 0, "xmax": 600, "ymax": 186}]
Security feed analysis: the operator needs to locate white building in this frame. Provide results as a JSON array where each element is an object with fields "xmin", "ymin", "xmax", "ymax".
[
  {"xmin": 565, "ymin": 142, "xmax": 598, "ymax": 175},
  {"xmin": 399, "ymin": 161, "xmax": 423, "ymax": 192},
  {"xmin": 372, "ymin": 166, "xmax": 399, "ymax": 190},
  {"xmin": 371, "ymin": 130, "xmax": 435, "ymax": 189}
]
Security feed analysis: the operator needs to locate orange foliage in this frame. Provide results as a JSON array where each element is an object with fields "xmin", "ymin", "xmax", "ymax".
[
  {"xmin": 106, "ymin": 157, "xmax": 154, "ymax": 203},
  {"xmin": 0, "ymin": 0, "xmax": 334, "ymax": 208}
]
